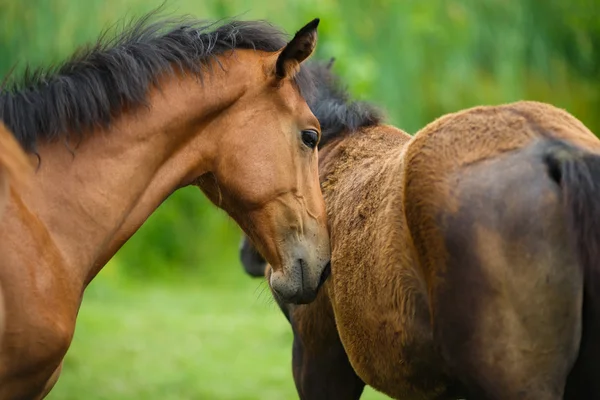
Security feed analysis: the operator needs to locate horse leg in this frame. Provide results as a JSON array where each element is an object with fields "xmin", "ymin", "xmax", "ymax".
[
  {"xmin": 424, "ymin": 145, "xmax": 582, "ymax": 399},
  {"xmin": 291, "ymin": 323, "xmax": 365, "ymax": 400},
  {"xmin": 281, "ymin": 293, "xmax": 365, "ymax": 400}
]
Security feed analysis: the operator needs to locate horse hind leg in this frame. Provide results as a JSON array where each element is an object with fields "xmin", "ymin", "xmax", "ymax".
[{"xmin": 429, "ymin": 144, "xmax": 582, "ymax": 399}]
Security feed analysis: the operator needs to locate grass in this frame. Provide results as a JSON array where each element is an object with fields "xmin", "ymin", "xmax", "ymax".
[{"xmin": 46, "ymin": 267, "xmax": 388, "ymax": 400}]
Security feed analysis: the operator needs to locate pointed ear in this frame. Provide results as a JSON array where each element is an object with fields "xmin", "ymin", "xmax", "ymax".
[{"xmin": 275, "ymin": 18, "xmax": 319, "ymax": 79}]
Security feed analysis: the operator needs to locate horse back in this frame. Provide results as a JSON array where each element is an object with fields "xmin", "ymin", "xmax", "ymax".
[{"xmin": 404, "ymin": 100, "xmax": 599, "ymax": 292}]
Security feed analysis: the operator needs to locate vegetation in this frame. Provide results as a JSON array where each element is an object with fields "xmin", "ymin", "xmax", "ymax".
[
  {"xmin": 49, "ymin": 272, "xmax": 383, "ymax": 399},
  {"xmin": 0, "ymin": 0, "xmax": 598, "ymax": 398}
]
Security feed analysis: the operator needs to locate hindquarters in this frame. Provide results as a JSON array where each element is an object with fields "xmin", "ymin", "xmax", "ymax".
[{"xmin": 408, "ymin": 141, "xmax": 583, "ymax": 399}]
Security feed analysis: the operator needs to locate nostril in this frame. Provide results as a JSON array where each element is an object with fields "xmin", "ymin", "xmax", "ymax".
[
  {"xmin": 297, "ymin": 258, "xmax": 306, "ymax": 291},
  {"xmin": 296, "ymin": 258, "xmax": 307, "ymax": 273}
]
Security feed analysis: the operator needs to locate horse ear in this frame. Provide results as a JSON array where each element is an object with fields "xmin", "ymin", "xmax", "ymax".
[{"xmin": 275, "ymin": 18, "xmax": 319, "ymax": 79}]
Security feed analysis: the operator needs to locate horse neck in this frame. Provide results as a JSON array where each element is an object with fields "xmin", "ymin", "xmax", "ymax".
[{"xmin": 15, "ymin": 54, "xmax": 255, "ymax": 286}]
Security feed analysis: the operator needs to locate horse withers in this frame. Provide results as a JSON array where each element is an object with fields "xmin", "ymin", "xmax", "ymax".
[
  {"xmin": 241, "ymin": 61, "xmax": 600, "ymax": 399},
  {"xmin": 0, "ymin": 12, "xmax": 329, "ymax": 400}
]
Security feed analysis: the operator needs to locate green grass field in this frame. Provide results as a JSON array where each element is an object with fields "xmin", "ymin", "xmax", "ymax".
[
  {"xmin": 4, "ymin": 1, "xmax": 598, "ymax": 399},
  {"xmin": 47, "ymin": 267, "xmax": 387, "ymax": 400}
]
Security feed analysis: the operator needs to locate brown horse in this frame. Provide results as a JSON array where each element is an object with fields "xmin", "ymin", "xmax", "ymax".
[
  {"xmin": 0, "ymin": 12, "xmax": 331, "ymax": 400},
  {"xmin": 241, "ymin": 61, "xmax": 600, "ymax": 399}
]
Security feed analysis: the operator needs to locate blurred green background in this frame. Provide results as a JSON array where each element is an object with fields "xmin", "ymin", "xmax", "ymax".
[{"xmin": 1, "ymin": 0, "xmax": 598, "ymax": 399}]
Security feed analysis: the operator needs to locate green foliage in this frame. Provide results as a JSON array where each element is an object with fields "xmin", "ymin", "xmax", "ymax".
[
  {"xmin": 1, "ymin": 0, "xmax": 598, "ymax": 278},
  {"xmin": 2, "ymin": 1, "xmax": 598, "ymax": 398}
]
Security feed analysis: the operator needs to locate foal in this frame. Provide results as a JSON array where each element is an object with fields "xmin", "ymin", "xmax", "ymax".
[
  {"xmin": 241, "ymin": 62, "xmax": 600, "ymax": 399},
  {"xmin": 0, "ymin": 13, "xmax": 330, "ymax": 400}
]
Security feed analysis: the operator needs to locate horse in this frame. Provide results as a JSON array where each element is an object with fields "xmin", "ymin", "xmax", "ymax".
[
  {"xmin": 240, "ymin": 61, "xmax": 600, "ymax": 399},
  {"xmin": 0, "ymin": 11, "xmax": 332, "ymax": 399}
]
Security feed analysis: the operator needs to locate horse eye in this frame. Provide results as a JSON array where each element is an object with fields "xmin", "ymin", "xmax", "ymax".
[{"xmin": 301, "ymin": 130, "xmax": 319, "ymax": 149}]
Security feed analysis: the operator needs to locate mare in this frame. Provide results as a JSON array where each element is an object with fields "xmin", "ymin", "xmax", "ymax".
[
  {"xmin": 0, "ymin": 12, "xmax": 331, "ymax": 400},
  {"xmin": 240, "ymin": 61, "xmax": 600, "ymax": 399}
]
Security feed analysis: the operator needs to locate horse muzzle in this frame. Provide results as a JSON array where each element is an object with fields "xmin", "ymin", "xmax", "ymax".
[{"xmin": 269, "ymin": 257, "xmax": 330, "ymax": 305}]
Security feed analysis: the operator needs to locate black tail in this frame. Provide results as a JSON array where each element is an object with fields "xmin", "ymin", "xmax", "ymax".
[{"xmin": 543, "ymin": 139, "xmax": 600, "ymax": 398}]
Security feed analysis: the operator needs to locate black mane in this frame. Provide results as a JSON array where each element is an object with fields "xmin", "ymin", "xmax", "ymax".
[
  {"xmin": 301, "ymin": 60, "xmax": 383, "ymax": 149},
  {"xmin": 0, "ymin": 11, "xmax": 300, "ymax": 153}
]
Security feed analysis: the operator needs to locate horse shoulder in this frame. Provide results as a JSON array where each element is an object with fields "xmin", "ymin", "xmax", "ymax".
[{"xmin": 0, "ymin": 193, "xmax": 79, "ymax": 398}]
